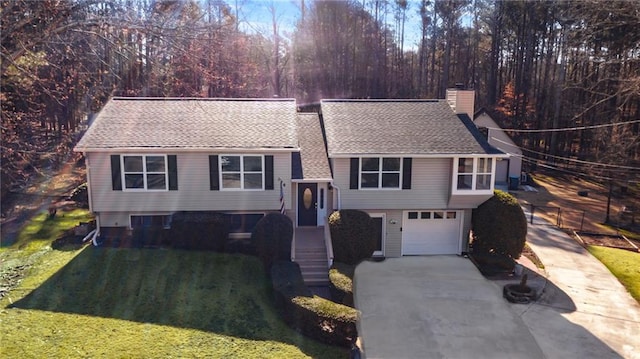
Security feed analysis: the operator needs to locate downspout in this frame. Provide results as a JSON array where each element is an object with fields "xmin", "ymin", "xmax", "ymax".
[
  {"xmin": 84, "ymin": 153, "xmax": 100, "ymax": 245},
  {"xmin": 330, "ymin": 182, "xmax": 341, "ymax": 210}
]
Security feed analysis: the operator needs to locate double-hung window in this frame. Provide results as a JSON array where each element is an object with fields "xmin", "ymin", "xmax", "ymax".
[
  {"xmin": 122, "ymin": 155, "xmax": 167, "ymax": 191},
  {"xmin": 360, "ymin": 157, "xmax": 401, "ymax": 189},
  {"xmin": 454, "ymin": 157, "xmax": 494, "ymax": 192},
  {"xmin": 220, "ymin": 155, "xmax": 264, "ymax": 190}
]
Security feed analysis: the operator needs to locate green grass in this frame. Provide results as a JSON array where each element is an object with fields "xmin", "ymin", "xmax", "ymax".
[
  {"xmin": 0, "ymin": 210, "xmax": 346, "ymax": 358},
  {"xmin": 587, "ymin": 245, "xmax": 640, "ymax": 303}
]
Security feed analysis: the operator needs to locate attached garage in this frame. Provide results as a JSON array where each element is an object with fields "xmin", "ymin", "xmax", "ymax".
[{"xmin": 402, "ymin": 210, "xmax": 462, "ymax": 255}]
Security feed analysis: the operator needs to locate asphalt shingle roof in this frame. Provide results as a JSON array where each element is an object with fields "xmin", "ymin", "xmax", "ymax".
[
  {"xmin": 294, "ymin": 113, "xmax": 332, "ymax": 180},
  {"xmin": 321, "ymin": 99, "xmax": 494, "ymax": 156},
  {"xmin": 74, "ymin": 98, "xmax": 298, "ymax": 151}
]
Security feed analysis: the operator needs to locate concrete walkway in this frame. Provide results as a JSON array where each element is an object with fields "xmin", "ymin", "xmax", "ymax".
[{"xmin": 519, "ymin": 214, "xmax": 640, "ymax": 358}]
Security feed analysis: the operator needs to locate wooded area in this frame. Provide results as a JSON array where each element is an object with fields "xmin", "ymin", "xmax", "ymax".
[{"xmin": 2, "ymin": 0, "xmax": 639, "ymax": 198}]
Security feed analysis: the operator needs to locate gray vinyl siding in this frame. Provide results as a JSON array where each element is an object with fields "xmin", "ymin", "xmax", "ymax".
[
  {"xmin": 448, "ymin": 193, "xmax": 493, "ymax": 208},
  {"xmin": 86, "ymin": 152, "xmax": 292, "ymax": 214},
  {"xmin": 374, "ymin": 209, "xmax": 403, "ymax": 258},
  {"xmin": 99, "ymin": 212, "xmax": 131, "ymax": 228},
  {"xmin": 332, "ymin": 157, "xmax": 451, "ymax": 210}
]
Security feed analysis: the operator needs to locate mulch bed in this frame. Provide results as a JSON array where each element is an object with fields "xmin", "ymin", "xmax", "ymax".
[{"xmin": 575, "ymin": 232, "xmax": 640, "ymax": 253}]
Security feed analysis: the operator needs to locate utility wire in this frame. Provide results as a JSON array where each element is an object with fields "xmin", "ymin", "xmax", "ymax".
[
  {"xmin": 482, "ymin": 119, "xmax": 640, "ymax": 133},
  {"xmin": 488, "ymin": 136, "xmax": 640, "ymax": 171}
]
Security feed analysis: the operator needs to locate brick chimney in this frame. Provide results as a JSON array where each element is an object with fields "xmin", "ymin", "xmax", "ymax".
[{"xmin": 446, "ymin": 84, "xmax": 475, "ymax": 118}]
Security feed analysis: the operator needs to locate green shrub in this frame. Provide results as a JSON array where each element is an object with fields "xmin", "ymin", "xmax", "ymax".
[
  {"xmin": 328, "ymin": 210, "xmax": 376, "ymax": 265},
  {"xmin": 169, "ymin": 212, "xmax": 229, "ymax": 251},
  {"xmin": 471, "ymin": 190, "xmax": 527, "ymax": 259},
  {"xmin": 252, "ymin": 213, "xmax": 293, "ymax": 270},
  {"xmin": 270, "ymin": 261, "xmax": 358, "ymax": 347},
  {"xmin": 131, "ymin": 227, "xmax": 169, "ymax": 247},
  {"xmin": 328, "ymin": 262, "xmax": 355, "ymax": 307}
]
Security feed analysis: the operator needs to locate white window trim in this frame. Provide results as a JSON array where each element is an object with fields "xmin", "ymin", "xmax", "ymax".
[
  {"xmin": 451, "ymin": 157, "xmax": 496, "ymax": 195},
  {"xmin": 359, "ymin": 157, "xmax": 403, "ymax": 190},
  {"xmin": 219, "ymin": 154, "xmax": 265, "ymax": 191},
  {"xmin": 368, "ymin": 212, "xmax": 386, "ymax": 256},
  {"xmin": 121, "ymin": 154, "xmax": 169, "ymax": 192}
]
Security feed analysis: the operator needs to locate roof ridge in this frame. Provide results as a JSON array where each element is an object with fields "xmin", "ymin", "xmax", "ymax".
[
  {"xmin": 321, "ymin": 99, "xmax": 442, "ymax": 103},
  {"xmin": 110, "ymin": 97, "xmax": 296, "ymax": 102}
]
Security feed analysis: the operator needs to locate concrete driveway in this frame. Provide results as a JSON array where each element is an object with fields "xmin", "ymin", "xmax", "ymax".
[{"xmin": 354, "ymin": 256, "xmax": 545, "ymax": 359}]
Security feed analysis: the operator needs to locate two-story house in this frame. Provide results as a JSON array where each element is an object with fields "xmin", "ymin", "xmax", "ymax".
[{"xmin": 74, "ymin": 90, "xmax": 505, "ymax": 258}]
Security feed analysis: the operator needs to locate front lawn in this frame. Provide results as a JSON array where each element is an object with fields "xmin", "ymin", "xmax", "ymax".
[
  {"xmin": 0, "ymin": 210, "xmax": 346, "ymax": 358},
  {"xmin": 587, "ymin": 245, "xmax": 640, "ymax": 303}
]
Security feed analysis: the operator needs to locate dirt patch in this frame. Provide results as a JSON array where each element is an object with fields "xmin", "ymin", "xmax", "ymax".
[
  {"xmin": 575, "ymin": 233, "xmax": 640, "ymax": 253},
  {"xmin": 514, "ymin": 171, "xmax": 639, "ymax": 235},
  {"xmin": 1, "ymin": 154, "xmax": 86, "ymax": 246}
]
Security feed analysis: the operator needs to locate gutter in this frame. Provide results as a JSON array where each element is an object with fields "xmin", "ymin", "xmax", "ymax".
[{"xmin": 330, "ymin": 182, "xmax": 341, "ymax": 210}]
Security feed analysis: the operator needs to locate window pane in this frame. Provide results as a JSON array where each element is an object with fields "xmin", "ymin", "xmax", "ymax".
[
  {"xmin": 434, "ymin": 211, "xmax": 444, "ymax": 219},
  {"xmin": 222, "ymin": 173, "xmax": 241, "ymax": 188},
  {"xmin": 458, "ymin": 158, "xmax": 473, "ymax": 173},
  {"xmin": 361, "ymin": 157, "xmax": 379, "ymax": 171},
  {"xmin": 361, "ymin": 173, "xmax": 379, "ymax": 188},
  {"xmin": 382, "ymin": 173, "xmax": 400, "ymax": 188},
  {"xmin": 421, "ymin": 212, "xmax": 431, "ymax": 219},
  {"xmin": 382, "ymin": 158, "xmax": 400, "ymax": 171},
  {"xmin": 147, "ymin": 174, "xmax": 166, "ymax": 189},
  {"xmin": 408, "ymin": 212, "xmax": 418, "ymax": 219},
  {"xmin": 477, "ymin": 174, "xmax": 492, "ymax": 190},
  {"xmin": 123, "ymin": 156, "xmax": 143, "ymax": 172},
  {"xmin": 457, "ymin": 174, "xmax": 473, "ymax": 189},
  {"xmin": 446, "ymin": 212, "xmax": 457, "ymax": 219},
  {"xmin": 244, "ymin": 173, "xmax": 263, "ymax": 189},
  {"xmin": 125, "ymin": 174, "xmax": 144, "ymax": 188},
  {"xmin": 243, "ymin": 156, "xmax": 262, "ymax": 171},
  {"xmin": 221, "ymin": 156, "xmax": 240, "ymax": 171},
  {"xmin": 478, "ymin": 158, "xmax": 492, "ymax": 173},
  {"xmin": 146, "ymin": 156, "xmax": 165, "ymax": 172}
]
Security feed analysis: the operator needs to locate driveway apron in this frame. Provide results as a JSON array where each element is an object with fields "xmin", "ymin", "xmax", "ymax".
[{"xmin": 354, "ymin": 256, "xmax": 545, "ymax": 359}]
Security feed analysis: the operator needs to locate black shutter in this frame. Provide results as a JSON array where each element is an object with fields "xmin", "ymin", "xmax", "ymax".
[
  {"xmin": 168, "ymin": 155, "xmax": 178, "ymax": 190},
  {"xmin": 264, "ymin": 155, "xmax": 274, "ymax": 190},
  {"xmin": 402, "ymin": 157, "xmax": 412, "ymax": 189},
  {"xmin": 110, "ymin": 155, "xmax": 122, "ymax": 191},
  {"xmin": 209, "ymin": 155, "xmax": 219, "ymax": 190},
  {"xmin": 350, "ymin": 158, "xmax": 359, "ymax": 189}
]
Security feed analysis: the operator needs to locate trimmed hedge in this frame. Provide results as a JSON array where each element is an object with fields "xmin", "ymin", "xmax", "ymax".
[
  {"xmin": 328, "ymin": 262, "xmax": 355, "ymax": 307},
  {"xmin": 251, "ymin": 213, "xmax": 293, "ymax": 270},
  {"xmin": 471, "ymin": 190, "xmax": 527, "ymax": 259},
  {"xmin": 169, "ymin": 212, "xmax": 229, "ymax": 251},
  {"xmin": 131, "ymin": 227, "xmax": 170, "ymax": 248},
  {"xmin": 328, "ymin": 210, "xmax": 376, "ymax": 265},
  {"xmin": 271, "ymin": 261, "xmax": 358, "ymax": 347}
]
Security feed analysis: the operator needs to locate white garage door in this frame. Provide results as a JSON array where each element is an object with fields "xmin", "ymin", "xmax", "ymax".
[{"xmin": 402, "ymin": 210, "xmax": 462, "ymax": 255}]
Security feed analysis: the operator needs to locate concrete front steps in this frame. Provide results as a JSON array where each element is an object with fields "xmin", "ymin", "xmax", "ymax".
[{"xmin": 295, "ymin": 247, "xmax": 329, "ymax": 286}]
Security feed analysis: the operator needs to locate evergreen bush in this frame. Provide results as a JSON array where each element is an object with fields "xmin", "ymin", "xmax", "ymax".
[
  {"xmin": 471, "ymin": 190, "xmax": 527, "ymax": 259},
  {"xmin": 169, "ymin": 212, "xmax": 229, "ymax": 251},
  {"xmin": 328, "ymin": 210, "xmax": 376, "ymax": 265},
  {"xmin": 251, "ymin": 213, "xmax": 293, "ymax": 270},
  {"xmin": 270, "ymin": 261, "xmax": 358, "ymax": 347}
]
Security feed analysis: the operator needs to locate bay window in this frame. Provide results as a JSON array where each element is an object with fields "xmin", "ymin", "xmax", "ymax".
[{"xmin": 454, "ymin": 157, "xmax": 494, "ymax": 192}]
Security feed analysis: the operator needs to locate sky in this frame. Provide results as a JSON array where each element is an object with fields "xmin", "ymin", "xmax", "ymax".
[{"xmin": 225, "ymin": 0, "xmax": 425, "ymax": 50}]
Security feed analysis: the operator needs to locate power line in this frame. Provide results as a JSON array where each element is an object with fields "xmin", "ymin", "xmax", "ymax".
[
  {"xmin": 489, "ymin": 136, "xmax": 640, "ymax": 171},
  {"xmin": 482, "ymin": 119, "xmax": 640, "ymax": 133},
  {"xmin": 519, "ymin": 156, "xmax": 640, "ymax": 184}
]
